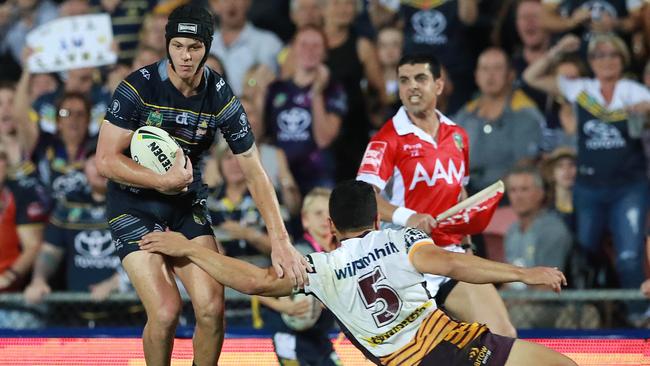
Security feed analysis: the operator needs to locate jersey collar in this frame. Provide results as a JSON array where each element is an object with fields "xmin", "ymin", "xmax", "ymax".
[{"xmin": 392, "ymin": 107, "xmax": 455, "ymax": 145}]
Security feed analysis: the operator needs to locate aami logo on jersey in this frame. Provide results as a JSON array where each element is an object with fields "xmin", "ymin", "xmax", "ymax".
[
  {"xmin": 359, "ymin": 141, "xmax": 387, "ymax": 175},
  {"xmin": 147, "ymin": 141, "xmax": 173, "ymax": 171},
  {"xmin": 409, "ymin": 160, "xmax": 464, "ymax": 190}
]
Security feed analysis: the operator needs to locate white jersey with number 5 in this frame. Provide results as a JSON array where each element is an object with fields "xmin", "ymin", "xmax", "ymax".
[{"xmin": 305, "ymin": 227, "xmax": 480, "ymax": 364}]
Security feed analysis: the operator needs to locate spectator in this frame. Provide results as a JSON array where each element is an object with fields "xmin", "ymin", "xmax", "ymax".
[
  {"xmin": 32, "ymin": 67, "xmax": 110, "ymax": 136},
  {"xmin": 0, "ymin": 148, "xmax": 47, "ymax": 294},
  {"xmin": 455, "ymin": 47, "xmax": 543, "ymax": 193},
  {"xmin": 206, "ymin": 145, "xmax": 275, "ymax": 264},
  {"xmin": 541, "ymin": 0, "xmax": 643, "ymax": 41},
  {"xmin": 14, "ymin": 74, "xmax": 93, "ymax": 201},
  {"xmin": 505, "ymin": 165, "xmax": 573, "ymax": 274},
  {"xmin": 0, "ymin": 82, "xmax": 23, "ymax": 170},
  {"xmin": 513, "ymin": 0, "xmax": 552, "ymax": 111},
  {"xmin": 323, "ymin": 0, "xmax": 386, "ymax": 181},
  {"xmin": 290, "ymin": 0, "xmax": 324, "ymax": 29},
  {"xmin": 542, "ymin": 147, "xmax": 578, "ymax": 232},
  {"xmin": 264, "ymin": 26, "xmax": 346, "ymax": 195},
  {"xmin": 541, "ymin": 54, "xmax": 587, "ymax": 152},
  {"xmin": 248, "ymin": 0, "xmax": 294, "ymax": 42},
  {"xmin": 2, "ymin": 0, "xmax": 59, "ymax": 65},
  {"xmin": 242, "ymin": 96, "xmax": 301, "ymax": 216},
  {"xmin": 205, "ymin": 54, "xmax": 227, "ymax": 80},
  {"xmin": 137, "ymin": 12, "xmax": 168, "ymax": 56},
  {"xmin": 203, "ymin": 96, "xmax": 302, "ymax": 216},
  {"xmin": 379, "ymin": 0, "xmax": 480, "ymax": 114},
  {"xmin": 28, "ymin": 73, "xmax": 59, "ymax": 103},
  {"xmin": 23, "ymin": 149, "xmax": 121, "ymax": 311},
  {"xmin": 524, "ymin": 33, "xmax": 650, "ymax": 293},
  {"xmin": 240, "ymin": 64, "xmax": 276, "ymax": 121},
  {"xmin": 89, "ymin": 0, "xmax": 157, "ymax": 64},
  {"xmin": 209, "ymin": 0, "xmax": 284, "ymax": 96},
  {"xmin": 369, "ymin": 25, "xmax": 403, "ymax": 129},
  {"xmin": 104, "ymin": 63, "xmax": 131, "ymax": 94},
  {"xmin": 503, "ymin": 165, "xmax": 573, "ymax": 328},
  {"xmin": 279, "ymin": 0, "xmax": 324, "ymax": 79},
  {"xmin": 130, "ymin": 45, "xmax": 163, "ymax": 71},
  {"xmin": 258, "ymin": 187, "xmax": 340, "ymax": 366}
]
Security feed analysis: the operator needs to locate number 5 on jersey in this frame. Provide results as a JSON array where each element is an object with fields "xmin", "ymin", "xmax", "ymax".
[{"xmin": 358, "ymin": 266, "xmax": 402, "ymax": 327}]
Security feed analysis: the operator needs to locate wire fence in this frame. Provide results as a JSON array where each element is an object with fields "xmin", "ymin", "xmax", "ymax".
[{"xmin": 0, "ymin": 289, "xmax": 647, "ymax": 330}]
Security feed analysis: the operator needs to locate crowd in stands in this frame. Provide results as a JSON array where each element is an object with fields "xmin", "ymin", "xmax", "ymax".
[{"xmin": 1, "ymin": 0, "xmax": 650, "ymax": 329}]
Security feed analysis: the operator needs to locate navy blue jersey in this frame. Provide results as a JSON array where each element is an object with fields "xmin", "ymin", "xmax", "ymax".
[
  {"xmin": 104, "ymin": 60, "xmax": 255, "ymax": 197},
  {"xmin": 46, "ymin": 191, "xmax": 117, "ymax": 292}
]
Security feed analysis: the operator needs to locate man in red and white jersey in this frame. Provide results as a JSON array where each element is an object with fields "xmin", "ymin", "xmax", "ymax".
[{"xmin": 357, "ymin": 54, "xmax": 516, "ymax": 337}]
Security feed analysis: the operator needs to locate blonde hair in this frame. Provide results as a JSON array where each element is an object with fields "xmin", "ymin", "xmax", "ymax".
[
  {"xmin": 301, "ymin": 187, "xmax": 331, "ymax": 214},
  {"xmin": 587, "ymin": 33, "xmax": 630, "ymax": 66}
]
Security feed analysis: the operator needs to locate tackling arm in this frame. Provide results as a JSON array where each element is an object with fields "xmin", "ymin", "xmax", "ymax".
[
  {"xmin": 139, "ymin": 231, "xmax": 295, "ymax": 297},
  {"xmin": 410, "ymin": 243, "xmax": 567, "ymax": 292}
]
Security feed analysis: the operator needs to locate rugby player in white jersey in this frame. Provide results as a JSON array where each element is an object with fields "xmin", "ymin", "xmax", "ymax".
[{"xmin": 139, "ymin": 180, "xmax": 576, "ymax": 366}]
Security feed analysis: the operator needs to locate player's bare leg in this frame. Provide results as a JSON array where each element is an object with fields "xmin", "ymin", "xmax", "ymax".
[
  {"xmin": 173, "ymin": 235, "xmax": 225, "ymax": 366},
  {"xmin": 505, "ymin": 339, "xmax": 577, "ymax": 366},
  {"xmin": 444, "ymin": 282, "xmax": 517, "ymax": 337},
  {"xmin": 122, "ymin": 250, "xmax": 182, "ymax": 366}
]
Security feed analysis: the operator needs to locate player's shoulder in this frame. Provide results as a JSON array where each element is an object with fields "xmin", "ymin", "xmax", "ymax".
[
  {"xmin": 373, "ymin": 117, "xmax": 400, "ymax": 141},
  {"xmin": 394, "ymin": 227, "xmax": 433, "ymax": 253},
  {"xmin": 123, "ymin": 61, "xmax": 161, "ymax": 88}
]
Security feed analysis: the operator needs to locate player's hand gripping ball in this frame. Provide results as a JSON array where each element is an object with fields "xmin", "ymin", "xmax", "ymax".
[{"xmin": 130, "ymin": 126, "xmax": 181, "ymax": 174}]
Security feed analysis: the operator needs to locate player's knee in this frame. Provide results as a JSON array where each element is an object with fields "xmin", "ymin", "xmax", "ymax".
[
  {"xmin": 150, "ymin": 302, "xmax": 182, "ymax": 330},
  {"xmin": 194, "ymin": 297, "xmax": 224, "ymax": 327}
]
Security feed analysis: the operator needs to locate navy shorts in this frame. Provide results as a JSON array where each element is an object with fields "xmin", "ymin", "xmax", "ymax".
[
  {"xmin": 106, "ymin": 185, "xmax": 213, "ymax": 260},
  {"xmin": 420, "ymin": 331, "xmax": 515, "ymax": 366}
]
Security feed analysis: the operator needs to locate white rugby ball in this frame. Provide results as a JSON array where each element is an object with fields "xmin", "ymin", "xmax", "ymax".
[
  {"xmin": 130, "ymin": 126, "xmax": 180, "ymax": 174},
  {"xmin": 281, "ymin": 293, "xmax": 322, "ymax": 331}
]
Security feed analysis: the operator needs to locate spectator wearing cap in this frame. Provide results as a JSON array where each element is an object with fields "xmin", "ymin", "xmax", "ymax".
[
  {"xmin": 209, "ymin": 0, "xmax": 284, "ymax": 96},
  {"xmin": 542, "ymin": 147, "xmax": 577, "ymax": 232}
]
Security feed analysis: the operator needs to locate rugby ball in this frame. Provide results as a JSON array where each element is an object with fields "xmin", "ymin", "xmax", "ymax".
[
  {"xmin": 281, "ymin": 293, "xmax": 322, "ymax": 331},
  {"xmin": 130, "ymin": 126, "xmax": 180, "ymax": 174}
]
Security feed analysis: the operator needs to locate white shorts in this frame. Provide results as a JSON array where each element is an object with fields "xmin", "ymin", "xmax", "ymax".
[{"xmin": 424, "ymin": 244, "xmax": 465, "ymax": 301}]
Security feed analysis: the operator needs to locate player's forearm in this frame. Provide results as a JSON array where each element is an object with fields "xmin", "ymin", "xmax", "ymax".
[
  {"xmin": 97, "ymin": 152, "xmax": 164, "ymax": 190},
  {"xmin": 245, "ymin": 164, "xmax": 290, "ymax": 243},
  {"xmin": 186, "ymin": 245, "xmax": 291, "ymax": 297},
  {"xmin": 444, "ymin": 251, "xmax": 526, "ymax": 284}
]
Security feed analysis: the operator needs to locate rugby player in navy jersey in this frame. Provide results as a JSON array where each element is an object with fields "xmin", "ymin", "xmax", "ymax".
[{"xmin": 95, "ymin": 5, "xmax": 309, "ymax": 366}]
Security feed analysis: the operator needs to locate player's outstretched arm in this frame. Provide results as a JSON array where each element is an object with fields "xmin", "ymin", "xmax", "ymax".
[
  {"xmin": 139, "ymin": 231, "xmax": 295, "ymax": 297},
  {"xmin": 96, "ymin": 121, "xmax": 192, "ymax": 194},
  {"xmin": 234, "ymin": 144, "xmax": 310, "ymax": 288},
  {"xmin": 410, "ymin": 243, "xmax": 567, "ymax": 293}
]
